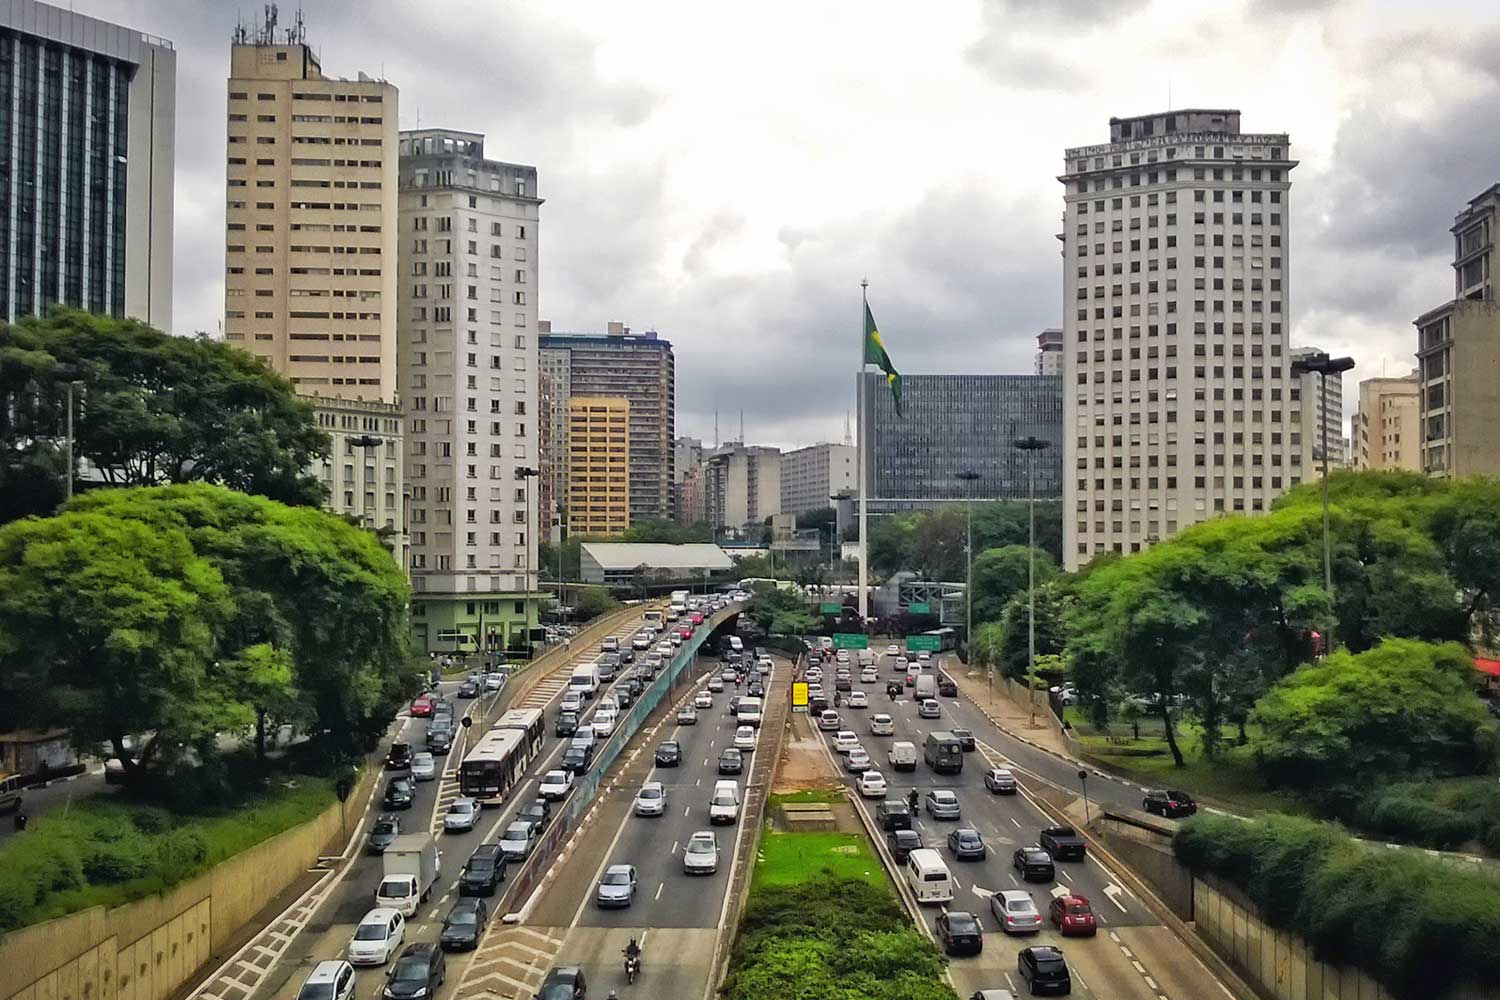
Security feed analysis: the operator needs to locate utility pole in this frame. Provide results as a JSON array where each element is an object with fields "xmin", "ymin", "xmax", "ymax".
[
  {"xmin": 515, "ymin": 466, "xmax": 541, "ymax": 655},
  {"xmin": 1289, "ymin": 351, "xmax": 1355, "ymax": 641},
  {"xmin": 956, "ymin": 469, "xmax": 982, "ymax": 696},
  {"xmin": 1013, "ymin": 436, "xmax": 1050, "ymax": 726}
]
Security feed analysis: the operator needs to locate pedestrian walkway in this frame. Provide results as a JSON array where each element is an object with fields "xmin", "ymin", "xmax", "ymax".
[{"xmin": 948, "ymin": 662, "xmax": 1076, "ymax": 759}]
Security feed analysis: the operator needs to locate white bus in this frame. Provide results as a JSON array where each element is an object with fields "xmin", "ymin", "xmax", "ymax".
[
  {"xmin": 434, "ymin": 630, "xmax": 480, "ymax": 654},
  {"xmin": 459, "ymin": 729, "xmax": 527, "ymax": 805},
  {"xmin": 493, "ymin": 708, "xmax": 545, "ymax": 760}
]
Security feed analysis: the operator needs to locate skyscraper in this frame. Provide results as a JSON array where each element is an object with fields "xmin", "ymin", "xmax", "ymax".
[
  {"xmin": 703, "ymin": 443, "xmax": 780, "ymax": 536},
  {"xmin": 398, "ymin": 128, "xmax": 540, "ymax": 653},
  {"xmin": 1060, "ymin": 109, "xmax": 1305, "ymax": 570},
  {"xmin": 566, "ymin": 396, "xmax": 630, "ymax": 537},
  {"xmin": 224, "ymin": 16, "xmax": 398, "ymax": 400},
  {"xmin": 780, "ymin": 442, "xmax": 857, "ymax": 516},
  {"xmin": 1, "ymin": 0, "xmax": 174, "ymax": 327},
  {"xmin": 1035, "ymin": 328, "xmax": 1063, "ymax": 375}
]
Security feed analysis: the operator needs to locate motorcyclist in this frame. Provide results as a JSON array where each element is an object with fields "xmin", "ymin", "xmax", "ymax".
[
  {"xmin": 833, "ymin": 691, "xmax": 842, "ymax": 708},
  {"xmin": 623, "ymin": 937, "xmax": 642, "ymax": 964},
  {"xmin": 907, "ymin": 788, "xmax": 920, "ymax": 814}
]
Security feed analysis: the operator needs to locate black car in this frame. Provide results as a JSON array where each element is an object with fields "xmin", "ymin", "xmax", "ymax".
[
  {"xmin": 886, "ymin": 828, "xmax": 923, "ymax": 862},
  {"xmin": 459, "ymin": 843, "xmax": 507, "ymax": 897},
  {"xmin": 555, "ymin": 712, "xmax": 579, "ymax": 737},
  {"xmin": 615, "ymin": 687, "xmax": 634, "ymax": 710},
  {"xmin": 367, "ymin": 815, "xmax": 401, "ymax": 854},
  {"xmin": 383, "ymin": 777, "xmax": 415, "ymax": 810},
  {"xmin": 439, "ymin": 897, "xmax": 488, "ymax": 951},
  {"xmin": 748, "ymin": 681, "xmax": 765, "ymax": 698},
  {"xmin": 457, "ymin": 680, "xmax": 480, "ymax": 698},
  {"xmin": 385, "ymin": 742, "xmax": 412, "ymax": 770},
  {"xmin": 717, "ymin": 749, "xmax": 743, "ymax": 775},
  {"xmin": 936, "ymin": 911, "xmax": 984, "ymax": 956},
  {"xmin": 877, "ymin": 798, "xmax": 912, "ymax": 832},
  {"xmin": 382, "ymin": 944, "xmax": 444, "ymax": 999},
  {"xmin": 1013, "ymin": 846, "xmax": 1056, "ymax": 882},
  {"xmin": 518, "ymin": 798, "xmax": 551, "ymax": 831},
  {"xmin": 426, "ymin": 727, "xmax": 454, "ymax": 755},
  {"xmin": 938, "ymin": 675, "xmax": 959, "ymax": 697},
  {"xmin": 810, "ymin": 695, "xmax": 830, "ymax": 715},
  {"xmin": 950, "ymin": 728, "xmax": 976, "ymax": 752},
  {"xmin": 536, "ymin": 966, "xmax": 587, "ymax": 1000},
  {"xmin": 1039, "ymin": 826, "xmax": 1086, "ymax": 861},
  {"xmin": 1143, "ymin": 789, "xmax": 1198, "ymax": 818},
  {"xmin": 655, "ymin": 740, "xmax": 681, "ymax": 767},
  {"xmin": 834, "ymin": 676, "xmax": 852, "ymax": 692},
  {"xmin": 1018, "ymin": 945, "xmax": 1072, "ymax": 995},
  {"xmin": 561, "ymin": 748, "xmax": 590, "ymax": 774},
  {"xmin": 947, "ymin": 827, "xmax": 987, "ymax": 861}
]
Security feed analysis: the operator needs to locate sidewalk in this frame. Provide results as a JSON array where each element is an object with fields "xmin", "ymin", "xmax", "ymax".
[{"xmin": 948, "ymin": 663, "xmax": 1076, "ymax": 760}]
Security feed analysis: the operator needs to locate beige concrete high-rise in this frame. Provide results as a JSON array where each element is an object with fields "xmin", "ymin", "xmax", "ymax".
[
  {"xmin": 1350, "ymin": 374, "xmax": 1420, "ymax": 471},
  {"xmin": 567, "ymin": 397, "xmax": 630, "ymax": 537},
  {"xmin": 1292, "ymin": 346, "xmax": 1347, "ymax": 468},
  {"xmin": 223, "ymin": 25, "xmax": 398, "ymax": 401}
]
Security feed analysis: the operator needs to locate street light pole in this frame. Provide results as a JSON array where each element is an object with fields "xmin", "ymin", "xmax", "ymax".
[
  {"xmin": 956, "ymin": 470, "xmax": 982, "ymax": 699},
  {"xmin": 1013, "ymin": 436, "xmax": 1051, "ymax": 727},
  {"xmin": 64, "ymin": 380, "xmax": 77, "ymax": 501},
  {"xmin": 1289, "ymin": 352, "xmax": 1355, "ymax": 624},
  {"xmin": 515, "ymin": 466, "xmax": 541, "ymax": 656},
  {"xmin": 349, "ymin": 434, "xmax": 384, "ymax": 530}
]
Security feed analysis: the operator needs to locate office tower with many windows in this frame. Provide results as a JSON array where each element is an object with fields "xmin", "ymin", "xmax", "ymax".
[
  {"xmin": 780, "ymin": 442, "xmax": 857, "ymax": 517},
  {"xmin": 703, "ymin": 443, "xmax": 780, "ymax": 536},
  {"xmin": 1060, "ymin": 109, "xmax": 1305, "ymax": 570},
  {"xmin": 566, "ymin": 396, "xmax": 630, "ymax": 537},
  {"xmin": 398, "ymin": 128, "xmax": 540, "ymax": 653},
  {"xmin": 0, "ymin": 0, "xmax": 174, "ymax": 327},
  {"xmin": 224, "ymin": 22, "xmax": 397, "ymax": 400}
]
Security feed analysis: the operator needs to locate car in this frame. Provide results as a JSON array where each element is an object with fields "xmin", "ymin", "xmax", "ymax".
[
  {"xmin": 459, "ymin": 843, "xmax": 506, "ymax": 896},
  {"xmin": 695, "ymin": 690, "xmax": 714, "ymax": 709},
  {"xmin": 835, "ymin": 675, "xmax": 852, "ymax": 692},
  {"xmin": 382, "ymin": 942, "xmax": 445, "ymax": 997},
  {"xmin": 1013, "ymin": 846, "xmax": 1056, "ymax": 882},
  {"xmin": 718, "ymin": 748, "xmax": 744, "ymax": 775},
  {"xmin": 707, "ymin": 676, "xmax": 724, "ymax": 693},
  {"xmin": 1039, "ymin": 825, "xmax": 1086, "ymax": 861},
  {"xmin": 633, "ymin": 634, "xmax": 651, "ymax": 650},
  {"xmin": 1017, "ymin": 945, "xmax": 1072, "ymax": 995},
  {"xmin": 886, "ymin": 828, "xmax": 923, "ymax": 861},
  {"xmin": 968, "ymin": 991, "xmax": 1018, "ymax": 1000},
  {"xmin": 439, "ymin": 897, "xmax": 488, "ymax": 951},
  {"xmin": 634, "ymin": 780, "xmax": 667, "ymax": 816},
  {"xmin": 570, "ymin": 728, "xmax": 597, "ymax": 752},
  {"xmin": 410, "ymin": 752, "xmax": 437, "ymax": 781},
  {"xmin": 483, "ymin": 672, "xmax": 505, "ymax": 692},
  {"xmin": 951, "ymin": 728, "xmax": 976, "ymax": 751},
  {"xmin": 561, "ymin": 747, "xmax": 590, "ymax": 774},
  {"xmin": 861, "ymin": 666, "xmax": 879, "ymax": 683},
  {"xmin": 985, "ymin": 767, "xmax": 1018, "ymax": 794},
  {"xmin": 747, "ymin": 681, "xmax": 765, "ymax": 698},
  {"xmin": 817, "ymin": 709, "xmax": 841, "ymax": 731},
  {"xmin": 409, "ymin": 696, "xmax": 436, "ymax": 718},
  {"xmin": 444, "ymin": 797, "xmax": 480, "ymax": 833},
  {"xmin": 869, "ymin": 713, "xmax": 895, "ymax": 736},
  {"xmin": 595, "ymin": 863, "xmax": 638, "ymax": 908},
  {"xmin": 367, "ymin": 815, "xmax": 401, "ymax": 854},
  {"xmin": 844, "ymin": 747, "xmax": 872, "ymax": 772},
  {"xmin": 347, "ymin": 907, "xmax": 405, "ymax": 966},
  {"xmin": 877, "ymin": 798, "xmax": 912, "ymax": 831},
  {"xmin": 560, "ymin": 691, "xmax": 584, "ymax": 715},
  {"xmin": 848, "ymin": 690, "xmax": 868, "ymax": 709},
  {"xmin": 857, "ymin": 769, "xmax": 888, "ymax": 798},
  {"xmin": 734, "ymin": 725, "xmax": 757, "ymax": 752},
  {"xmin": 992, "ymin": 890, "xmax": 1043, "ymax": 934},
  {"xmin": 295, "ymin": 960, "xmax": 357, "ymax": 1000},
  {"xmin": 555, "ymin": 711, "xmax": 579, "ymax": 737},
  {"xmin": 386, "ymin": 742, "xmax": 412, "ymax": 770},
  {"xmin": 936, "ymin": 910, "xmax": 984, "ymax": 956},
  {"xmin": 498, "ymin": 820, "xmax": 538, "ymax": 860},
  {"xmin": 591, "ymin": 710, "xmax": 617, "ymax": 738},
  {"xmin": 925, "ymin": 789, "xmax": 961, "ymax": 820},
  {"xmin": 832, "ymin": 730, "xmax": 860, "ymax": 754},
  {"xmin": 426, "ymin": 727, "xmax": 453, "ymax": 755},
  {"xmin": 1143, "ymin": 789, "xmax": 1198, "ymax": 818},
  {"xmin": 539, "ymin": 769, "xmax": 573, "ymax": 801},
  {"xmin": 383, "ymin": 777, "xmax": 415, "ymax": 810},
  {"xmin": 1049, "ymin": 893, "xmax": 1097, "ymax": 936},
  {"xmin": 806, "ymin": 666, "xmax": 823, "ymax": 683},
  {"xmin": 656, "ymin": 740, "xmax": 681, "ymax": 767},
  {"xmin": 884, "ymin": 644, "xmax": 901, "ymax": 656},
  {"xmin": 948, "ymin": 826, "xmax": 988, "ymax": 861},
  {"xmin": 458, "ymin": 680, "xmax": 480, "ymax": 698},
  {"xmin": 656, "ymin": 641, "xmax": 673, "ymax": 657},
  {"xmin": 683, "ymin": 830, "xmax": 719, "ymax": 874},
  {"xmin": 614, "ymin": 686, "xmax": 634, "ymax": 709},
  {"xmin": 536, "ymin": 966, "xmax": 588, "ymax": 1000},
  {"xmin": 670, "ymin": 633, "xmax": 684, "ymax": 646},
  {"xmin": 518, "ymin": 798, "xmax": 551, "ymax": 831},
  {"xmin": 677, "ymin": 706, "xmax": 699, "ymax": 725},
  {"xmin": 917, "ymin": 699, "xmax": 942, "ymax": 719}
]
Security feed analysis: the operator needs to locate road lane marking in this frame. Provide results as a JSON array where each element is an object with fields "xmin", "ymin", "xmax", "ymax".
[{"xmin": 655, "ymin": 882, "xmax": 664, "ymax": 900}]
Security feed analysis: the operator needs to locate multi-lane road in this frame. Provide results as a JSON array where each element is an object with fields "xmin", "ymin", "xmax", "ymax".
[{"xmin": 813, "ymin": 648, "xmax": 1235, "ymax": 1000}]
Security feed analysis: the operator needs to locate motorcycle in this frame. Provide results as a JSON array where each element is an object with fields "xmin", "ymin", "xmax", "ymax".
[{"xmin": 624, "ymin": 952, "xmax": 640, "ymax": 984}]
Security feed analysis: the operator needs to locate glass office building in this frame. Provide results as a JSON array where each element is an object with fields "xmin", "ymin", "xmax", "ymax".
[{"xmin": 858, "ymin": 373, "xmax": 1062, "ymax": 508}]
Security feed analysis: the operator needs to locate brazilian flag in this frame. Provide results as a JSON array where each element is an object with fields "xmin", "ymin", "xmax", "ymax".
[{"xmin": 864, "ymin": 302, "xmax": 904, "ymax": 416}]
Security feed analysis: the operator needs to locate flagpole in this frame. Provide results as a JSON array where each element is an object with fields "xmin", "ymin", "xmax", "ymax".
[{"xmin": 857, "ymin": 279, "xmax": 869, "ymax": 623}]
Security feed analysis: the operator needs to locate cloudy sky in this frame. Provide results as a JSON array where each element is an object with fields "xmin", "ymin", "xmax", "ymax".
[{"xmin": 89, "ymin": 0, "xmax": 1500, "ymax": 448}]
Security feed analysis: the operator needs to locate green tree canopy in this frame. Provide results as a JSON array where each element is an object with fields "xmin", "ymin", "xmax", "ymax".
[
  {"xmin": 1249, "ymin": 638, "xmax": 1490, "ymax": 792},
  {"xmin": 0, "ymin": 310, "xmax": 329, "ymax": 523},
  {"xmin": 969, "ymin": 545, "xmax": 1056, "ymax": 625},
  {"xmin": 995, "ymin": 578, "xmax": 1072, "ymax": 681}
]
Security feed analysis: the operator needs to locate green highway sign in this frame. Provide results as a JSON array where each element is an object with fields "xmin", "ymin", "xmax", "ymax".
[
  {"xmin": 820, "ymin": 603, "xmax": 844, "ymax": 614},
  {"xmin": 832, "ymin": 632, "xmax": 869, "ymax": 650},
  {"xmin": 906, "ymin": 635, "xmax": 942, "ymax": 652},
  {"xmin": 907, "ymin": 602, "xmax": 932, "ymax": 614}
]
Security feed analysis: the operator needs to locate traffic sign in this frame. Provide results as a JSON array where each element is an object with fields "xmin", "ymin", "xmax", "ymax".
[
  {"xmin": 820, "ymin": 603, "xmax": 844, "ymax": 615},
  {"xmin": 907, "ymin": 602, "xmax": 932, "ymax": 614},
  {"xmin": 832, "ymin": 632, "xmax": 869, "ymax": 650},
  {"xmin": 906, "ymin": 634, "xmax": 942, "ymax": 652},
  {"xmin": 791, "ymin": 682, "xmax": 809, "ymax": 712}
]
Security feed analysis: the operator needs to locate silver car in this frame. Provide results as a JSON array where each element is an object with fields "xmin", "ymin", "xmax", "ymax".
[
  {"xmin": 410, "ymin": 752, "xmax": 437, "ymax": 781},
  {"xmin": 683, "ymin": 831, "xmax": 719, "ymax": 874},
  {"xmin": 634, "ymin": 781, "xmax": 667, "ymax": 817},
  {"xmin": 498, "ymin": 820, "xmax": 537, "ymax": 860},
  {"xmin": 992, "ymin": 890, "xmax": 1043, "ymax": 934},
  {"xmin": 925, "ymin": 789, "xmax": 961, "ymax": 820},
  {"xmin": 595, "ymin": 864, "xmax": 638, "ymax": 908}
]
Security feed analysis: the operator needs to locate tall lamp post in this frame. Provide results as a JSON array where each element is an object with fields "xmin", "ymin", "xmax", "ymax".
[
  {"xmin": 515, "ymin": 466, "xmax": 541, "ymax": 656},
  {"xmin": 955, "ymin": 469, "xmax": 983, "ymax": 699},
  {"xmin": 1288, "ymin": 352, "xmax": 1356, "ymax": 616},
  {"xmin": 349, "ymin": 434, "xmax": 383, "ymax": 530},
  {"xmin": 52, "ymin": 364, "xmax": 85, "ymax": 501},
  {"xmin": 1013, "ymin": 436, "xmax": 1051, "ymax": 726}
]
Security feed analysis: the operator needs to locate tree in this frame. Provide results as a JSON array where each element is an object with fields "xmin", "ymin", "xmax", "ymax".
[
  {"xmin": 972, "ymin": 500, "xmax": 1064, "ymax": 564},
  {"xmin": 0, "ymin": 310, "xmax": 329, "ymax": 522},
  {"xmin": 996, "ymin": 579, "xmax": 1071, "ymax": 680},
  {"xmin": 796, "ymin": 507, "xmax": 837, "ymax": 532},
  {"xmin": 620, "ymin": 519, "xmax": 713, "ymax": 544},
  {"xmin": 909, "ymin": 507, "xmax": 967, "ymax": 581},
  {"xmin": 969, "ymin": 545, "xmax": 1056, "ymax": 625},
  {"xmin": 867, "ymin": 515, "xmax": 915, "ymax": 578},
  {"xmin": 1250, "ymin": 638, "xmax": 1491, "ymax": 792},
  {"xmin": 572, "ymin": 587, "xmax": 620, "ymax": 621}
]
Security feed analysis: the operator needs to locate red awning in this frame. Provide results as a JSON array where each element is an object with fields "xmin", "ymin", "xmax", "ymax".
[{"xmin": 1475, "ymin": 657, "xmax": 1500, "ymax": 678}]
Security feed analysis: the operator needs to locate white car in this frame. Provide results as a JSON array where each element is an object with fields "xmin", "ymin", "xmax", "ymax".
[
  {"xmin": 683, "ymin": 830, "xmax": 720, "ymax": 874},
  {"xmin": 539, "ymin": 769, "xmax": 573, "ymax": 801},
  {"xmin": 758, "ymin": 657, "xmax": 775, "ymax": 674},
  {"xmin": 560, "ymin": 691, "xmax": 583, "ymax": 714},
  {"xmin": 708, "ymin": 676, "xmax": 725, "ymax": 693},
  {"xmin": 857, "ymin": 769, "xmax": 888, "ymax": 798},
  {"xmin": 443, "ymin": 797, "xmax": 480, "ymax": 832},
  {"xmin": 918, "ymin": 652, "xmax": 932, "ymax": 664},
  {"xmin": 844, "ymin": 747, "xmax": 872, "ymax": 773},
  {"xmin": 993, "ymin": 890, "xmax": 1044, "ymax": 934},
  {"xmin": 695, "ymin": 690, "xmax": 714, "ymax": 709},
  {"xmin": 734, "ymin": 725, "xmax": 757, "ymax": 752},
  {"xmin": 295, "ymin": 961, "xmax": 356, "ymax": 1000},
  {"xmin": 806, "ymin": 667, "xmax": 823, "ymax": 683},
  {"xmin": 598, "ymin": 695, "xmax": 619, "ymax": 713},
  {"xmin": 832, "ymin": 730, "xmax": 860, "ymax": 754},
  {"xmin": 347, "ymin": 907, "xmax": 404, "ymax": 965},
  {"xmin": 884, "ymin": 644, "xmax": 901, "ymax": 656},
  {"xmin": 670, "ymin": 633, "xmax": 684, "ymax": 646},
  {"xmin": 656, "ymin": 642, "xmax": 674, "ymax": 657},
  {"xmin": 917, "ymin": 699, "xmax": 941, "ymax": 719},
  {"xmin": 835, "ymin": 650, "xmax": 851, "ymax": 663},
  {"xmin": 634, "ymin": 781, "xmax": 667, "ymax": 816},
  {"xmin": 592, "ymin": 709, "xmax": 617, "ymax": 738},
  {"xmin": 410, "ymin": 751, "xmax": 436, "ymax": 781},
  {"xmin": 848, "ymin": 690, "xmax": 868, "ymax": 709},
  {"xmin": 869, "ymin": 713, "xmax": 895, "ymax": 736},
  {"xmin": 860, "ymin": 667, "xmax": 879, "ymax": 684}
]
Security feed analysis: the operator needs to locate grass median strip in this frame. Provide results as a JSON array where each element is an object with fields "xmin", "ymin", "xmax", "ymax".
[{"xmin": 751, "ymin": 830, "xmax": 885, "ymax": 890}]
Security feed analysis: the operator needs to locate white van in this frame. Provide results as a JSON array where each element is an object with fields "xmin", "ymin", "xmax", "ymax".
[
  {"xmin": 905, "ymin": 848, "xmax": 954, "ymax": 904},
  {"xmin": 737, "ymin": 697, "xmax": 763, "ymax": 728},
  {"xmin": 709, "ymin": 779, "xmax": 741, "ymax": 825},
  {"xmin": 888, "ymin": 740, "xmax": 918, "ymax": 772},
  {"xmin": 568, "ymin": 663, "xmax": 599, "ymax": 699},
  {"xmin": 729, "ymin": 636, "xmax": 744, "ymax": 653}
]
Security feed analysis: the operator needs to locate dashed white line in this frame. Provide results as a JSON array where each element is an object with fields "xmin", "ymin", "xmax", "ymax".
[{"xmin": 655, "ymin": 882, "xmax": 664, "ymax": 900}]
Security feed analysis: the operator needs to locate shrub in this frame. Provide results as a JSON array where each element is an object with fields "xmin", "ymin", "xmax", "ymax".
[{"xmin": 1355, "ymin": 787, "xmax": 1479, "ymax": 849}]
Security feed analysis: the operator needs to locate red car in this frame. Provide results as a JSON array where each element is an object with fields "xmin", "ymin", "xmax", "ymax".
[
  {"xmin": 1049, "ymin": 894, "xmax": 1097, "ymax": 936},
  {"xmin": 410, "ymin": 695, "xmax": 436, "ymax": 717},
  {"xmin": 678, "ymin": 626, "xmax": 693, "ymax": 640},
  {"xmin": 690, "ymin": 613, "xmax": 704, "ymax": 625}
]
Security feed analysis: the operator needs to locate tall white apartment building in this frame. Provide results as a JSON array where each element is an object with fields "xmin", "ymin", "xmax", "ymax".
[
  {"xmin": 1291, "ymin": 346, "xmax": 1347, "ymax": 468},
  {"xmin": 398, "ymin": 129, "xmax": 540, "ymax": 655},
  {"xmin": 780, "ymin": 442, "xmax": 856, "ymax": 516},
  {"xmin": 1060, "ymin": 109, "xmax": 1306, "ymax": 570}
]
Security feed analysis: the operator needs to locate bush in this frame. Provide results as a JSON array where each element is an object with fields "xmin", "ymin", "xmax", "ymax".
[
  {"xmin": 1355, "ymin": 787, "xmax": 1480, "ymax": 849},
  {"xmin": 1175, "ymin": 813, "xmax": 1500, "ymax": 999}
]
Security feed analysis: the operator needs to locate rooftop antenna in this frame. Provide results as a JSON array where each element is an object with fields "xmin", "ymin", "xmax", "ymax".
[
  {"xmin": 843, "ymin": 410, "xmax": 853, "ymax": 446},
  {"xmin": 714, "ymin": 410, "xmax": 719, "ymax": 449},
  {"xmin": 739, "ymin": 410, "xmax": 744, "ymax": 444},
  {"xmin": 287, "ymin": 5, "xmax": 306, "ymax": 44}
]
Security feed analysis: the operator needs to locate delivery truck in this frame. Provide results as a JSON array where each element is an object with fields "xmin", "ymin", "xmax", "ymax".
[
  {"xmin": 375, "ymin": 833, "xmax": 441, "ymax": 916},
  {"xmin": 914, "ymin": 673, "xmax": 938, "ymax": 702}
]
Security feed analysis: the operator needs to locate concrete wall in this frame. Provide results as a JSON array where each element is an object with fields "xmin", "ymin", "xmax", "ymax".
[{"xmin": 1095, "ymin": 817, "xmax": 1193, "ymax": 921}]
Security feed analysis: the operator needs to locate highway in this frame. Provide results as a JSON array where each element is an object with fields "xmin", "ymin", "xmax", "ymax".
[{"xmin": 814, "ymin": 649, "xmax": 1236, "ymax": 1000}]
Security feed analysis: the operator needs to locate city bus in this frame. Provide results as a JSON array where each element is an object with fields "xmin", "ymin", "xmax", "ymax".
[
  {"xmin": 434, "ymin": 630, "xmax": 480, "ymax": 654},
  {"xmin": 492, "ymin": 708, "xmax": 546, "ymax": 761},
  {"xmin": 458, "ymin": 729, "xmax": 527, "ymax": 805}
]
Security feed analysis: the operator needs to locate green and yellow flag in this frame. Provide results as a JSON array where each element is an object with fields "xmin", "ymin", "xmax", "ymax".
[{"xmin": 863, "ymin": 302, "xmax": 904, "ymax": 417}]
